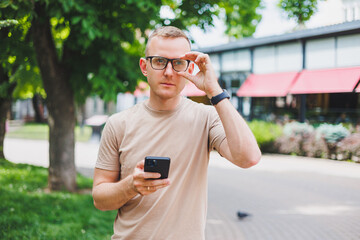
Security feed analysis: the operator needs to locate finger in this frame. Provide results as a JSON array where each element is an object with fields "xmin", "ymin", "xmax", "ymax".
[
  {"xmin": 151, "ymin": 178, "xmax": 171, "ymax": 186},
  {"xmin": 136, "ymin": 160, "xmax": 145, "ymax": 170},
  {"xmin": 180, "ymin": 51, "xmax": 202, "ymax": 61},
  {"xmin": 142, "ymin": 185, "xmax": 157, "ymax": 194},
  {"xmin": 138, "ymin": 186, "xmax": 153, "ymax": 195},
  {"xmin": 133, "ymin": 170, "xmax": 160, "ymax": 182},
  {"xmin": 143, "ymin": 172, "xmax": 161, "ymax": 179},
  {"xmin": 146, "ymin": 183, "xmax": 169, "ymax": 192},
  {"xmin": 145, "ymin": 179, "xmax": 171, "ymax": 191},
  {"xmin": 194, "ymin": 54, "xmax": 210, "ymax": 66},
  {"xmin": 157, "ymin": 180, "xmax": 171, "ymax": 188}
]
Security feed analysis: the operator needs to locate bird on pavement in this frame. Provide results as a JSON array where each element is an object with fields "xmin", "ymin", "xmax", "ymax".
[{"xmin": 237, "ymin": 211, "xmax": 251, "ymax": 220}]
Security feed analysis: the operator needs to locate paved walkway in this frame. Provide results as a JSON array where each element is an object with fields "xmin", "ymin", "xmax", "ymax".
[
  {"xmin": 206, "ymin": 154, "xmax": 360, "ymax": 240},
  {"xmin": 6, "ymin": 138, "xmax": 360, "ymax": 179},
  {"xmin": 4, "ymin": 138, "xmax": 360, "ymax": 239}
]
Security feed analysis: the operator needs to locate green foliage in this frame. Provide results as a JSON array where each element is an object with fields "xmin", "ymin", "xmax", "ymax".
[
  {"xmin": 11, "ymin": 63, "xmax": 45, "ymax": 99},
  {"xmin": 161, "ymin": 0, "xmax": 262, "ymax": 39},
  {"xmin": 0, "ymin": 12, "xmax": 42, "ymax": 100},
  {"xmin": 278, "ymin": 0, "xmax": 323, "ymax": 24},
  {"xmin": 0, "ymin": 158, "xmax": 116, "ymax": 239},
  {"xmin": 0, "ymin": 81, "xmax": 13, "ymax": 98},
  {"xmin": 218, "ymin": 0, "xmax": 263, "ymax": 38},
  {"xmin": 316, "ymin": 123, "xmax": 350, "ymax": 144},
  {"xmin": 248, "ymin": 120, "xmax": 283, "ymax": 152},
  {"xmin": 1, "ymin": 0, "xmax": 263, "ymax": 104},
  {"xmin": 0, "ymin": 0, "xmax": 12, "ymax": 8}
]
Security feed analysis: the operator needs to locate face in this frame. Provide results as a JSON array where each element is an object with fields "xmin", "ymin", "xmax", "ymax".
[{"xmin": 139, "ymin": 36, "xmax": 194, "ymax": 100}]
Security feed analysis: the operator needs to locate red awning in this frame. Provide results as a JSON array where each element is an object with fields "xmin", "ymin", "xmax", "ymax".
[
  {"xmin": 181, "ymin": 81, "xmax": 206, "ymax": 97},
  {"xmin": 237, "ymin": 72, "xmax": 299, "ymax": 97},
  {"xmin": 289, "ymin": 67, "xmax": 360, "ymax": 94}
]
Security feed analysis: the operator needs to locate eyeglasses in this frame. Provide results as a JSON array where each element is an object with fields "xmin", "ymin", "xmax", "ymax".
[{"xmin": 146, "ymin": 56, "xmax": 190, "ymax": 72}]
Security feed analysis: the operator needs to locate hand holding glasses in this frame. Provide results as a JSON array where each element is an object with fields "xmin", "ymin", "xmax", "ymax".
[{"xmin": 146, "ymin": 56, "xmax": 190, "ymax": 72}]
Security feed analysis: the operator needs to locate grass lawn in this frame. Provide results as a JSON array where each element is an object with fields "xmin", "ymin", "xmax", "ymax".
[
  {"xmin": 5, "ymin": 123, "xmax": 93, "ymax": 142},
  {"xmin": 0, "ymin": 158, "xmax": 117, "ymax": 240}
]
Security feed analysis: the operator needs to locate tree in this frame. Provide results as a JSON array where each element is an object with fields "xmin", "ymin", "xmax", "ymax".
[
  {"xmin": 1, "ymin": 0, "xmax": 262, "ymax": 192},
  {"xmin": 278, "ymin": 0, "xmax": 324, "ymax": 27},
  {"xmin": 157, "ymin": 0, "xmax": 262, "ymax": 39},
  {"xmin": 0, "ymin": 15, "xmax": 19, "ymax": 160},
  {"xmin": 0, "ymin": 59, "xmax": 16, "ymax": 159},
  {"xmin": 0, "ymin": 13, "xmax": 38, "ymax": 159},
  {"xmin": 218, "ymin": 0, "xmax": 262, "ymax": 39}
]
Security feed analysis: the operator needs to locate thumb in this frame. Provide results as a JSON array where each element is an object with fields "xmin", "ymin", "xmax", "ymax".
[{"xmin": 136, "ymin": 160, "xmax": 145, "ymax": 170}]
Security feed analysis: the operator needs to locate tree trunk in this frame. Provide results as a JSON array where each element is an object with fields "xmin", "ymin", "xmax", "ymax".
[
  {"xmin": 32, "ymin": 93, "xmax": 45, "ymax": 123},
  {"xmin": 32, "ymin": 2, "xmax": 77, "ymax": 192},
  {"xmin": 0, "ymin": 98, "xmax": 11, "ymax": 160},
  {"xmin": 0, "ymin": 68, "xmax": 15, "ymax": 159}
]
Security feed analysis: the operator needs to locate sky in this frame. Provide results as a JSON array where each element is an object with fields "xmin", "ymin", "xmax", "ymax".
[{"xmin": 189, "ymin": 0, "xmax": 344, "ymax": 48}]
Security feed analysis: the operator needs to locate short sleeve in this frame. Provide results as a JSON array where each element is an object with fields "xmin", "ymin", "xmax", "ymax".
[
  {"xmin": 95, "ymin": 116, "xmax": 123, "ymax": 171},
  {"xmin": 208, "ymin": 107, "xmax": 226, "ymax": 152}
]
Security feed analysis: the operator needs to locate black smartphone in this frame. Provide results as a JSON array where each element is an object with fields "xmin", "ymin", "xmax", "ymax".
[{"xmin": 144, "ymin": 156, "xmax": 171, "ymax": 179}]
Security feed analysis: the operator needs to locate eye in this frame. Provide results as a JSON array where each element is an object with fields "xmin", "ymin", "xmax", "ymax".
[
  {"xmin": 173, "ymin": 59, "xmax": 185, "ymax": 66},
  {"xmin": 153, "ymin": 57, "xmax": 166, "ymax": 65}
]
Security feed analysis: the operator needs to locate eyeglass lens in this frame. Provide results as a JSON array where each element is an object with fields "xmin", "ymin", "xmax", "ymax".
[{"xmin": 149, "ymin": 56, "xmax": 189, "ymax": 72}]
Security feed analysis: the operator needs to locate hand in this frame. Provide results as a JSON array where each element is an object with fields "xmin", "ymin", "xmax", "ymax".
[
  {"xmin": 178, "ymin": 51, "xmax": 222, "ymax": 98},
  {"xmin": 131, "ymin": 160, "xmax": 170, "ymax": 196}
]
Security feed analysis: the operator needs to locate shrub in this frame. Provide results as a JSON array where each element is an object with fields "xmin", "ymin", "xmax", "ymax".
[
  {"xmin": 275, "ymin": 122, "xmax": 314, "ymax": 156},
  {"xmin": 275, "ymin": 134, "xmax": 302, "ymax": 155},
  {"xmin": 303, "ymin": 133, "xmax": 328, "ymax": 158},
  {"xmin": 283, "ymin": 122, "xmax": 314, "ymax": 137},
  {"xmin": 316, "ymin": 123, "xmax": 350, "ymax": 159},
  {"xmin": 248, "ymin": 120, "xmax": 283, "ymax": 152},
  {"xmin": 316, "ymin": 123, "xmax": 350, "ymax": 144},
  {"xmin": 337, "ymin": 133, "xmax": 360, "ymax": 161}
]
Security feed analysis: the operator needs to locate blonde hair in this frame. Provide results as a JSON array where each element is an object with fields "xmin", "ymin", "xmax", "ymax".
[{"xmin": 145, "ymin": 26, "xmax": 191, "ymax": 56}]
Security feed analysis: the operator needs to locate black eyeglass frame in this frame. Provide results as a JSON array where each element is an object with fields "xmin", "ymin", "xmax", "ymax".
[{"xmin": 145, "ymin": 56, "xmax": 191, "ymax": 72}]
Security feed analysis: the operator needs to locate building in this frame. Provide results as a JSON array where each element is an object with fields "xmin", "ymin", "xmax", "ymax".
[{"xmin": 199, "ymin": 20, "xmax": 360, "ymax": 124}]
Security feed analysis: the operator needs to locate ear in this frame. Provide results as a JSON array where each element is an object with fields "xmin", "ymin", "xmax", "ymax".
[
  {"xmin": 187, "ymin": 62, "xmax": 195, "ymax": 75},
  {"xmin": 139, "ymin": 58, "xmax": 147, "ymax": 76}
]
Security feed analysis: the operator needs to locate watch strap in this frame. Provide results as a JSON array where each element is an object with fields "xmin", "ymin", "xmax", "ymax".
[{"xmin": 210, "ymin": 89, "xmax": 230, "ymax": 105}]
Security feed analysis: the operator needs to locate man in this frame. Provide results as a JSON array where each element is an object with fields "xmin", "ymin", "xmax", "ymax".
[{"xmin": 92, "ymin": 26, "xmax": 261, "ymax": 240}]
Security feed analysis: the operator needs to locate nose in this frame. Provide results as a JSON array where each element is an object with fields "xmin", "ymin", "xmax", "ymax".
[{"xmin": 164, "ymin": 61, "xmax": 175, "ymax": 75}]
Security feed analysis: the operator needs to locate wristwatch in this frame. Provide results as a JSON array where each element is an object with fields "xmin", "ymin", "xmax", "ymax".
[{"xmin": 210, "ymin": 89, "xmax": 230, "ymax": 105}]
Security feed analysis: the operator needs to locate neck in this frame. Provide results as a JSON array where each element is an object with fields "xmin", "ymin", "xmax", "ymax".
[{"xmin": 147, "ymin": 93, "xmax": 182, "ymax": 111}]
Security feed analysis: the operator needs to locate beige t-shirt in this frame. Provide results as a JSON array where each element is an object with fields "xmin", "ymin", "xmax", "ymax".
[{"xmin": 96, "ymin": 97, "xmax": 226, "ymax": 240}]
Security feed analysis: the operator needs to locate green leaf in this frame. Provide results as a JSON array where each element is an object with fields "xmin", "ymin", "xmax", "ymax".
[
  {"xmin": 71, "ymin": 16, "xmax": 82, "ymax": 24},
  {"xmin": 0, "ymin": 0, "xmax": 12, "ymax": 8},
  {"xmin": 10, "ymin": 3, "xmax": 19, "ymax": 10},
  {"xmin": 278, "ymin": 0, "xmax": 323, "ymax": 24}
]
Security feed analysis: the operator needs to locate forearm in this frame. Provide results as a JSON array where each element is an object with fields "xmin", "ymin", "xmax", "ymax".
[
  {"xmin": 215, "ymin": 99, "xmax": 261, "ymax": 168},
  {"xmin": 92, "ymin": 175, "xmax": 138, "ymax": 211},
  {"xmin": 179, "ymin": 51, "xmax": 260, "ymax": 166}
]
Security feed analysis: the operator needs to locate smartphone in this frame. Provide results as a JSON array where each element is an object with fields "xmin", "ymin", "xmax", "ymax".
[{"xmin": 144, "ymin": 156, "xmax": 171, "ymax": 179}]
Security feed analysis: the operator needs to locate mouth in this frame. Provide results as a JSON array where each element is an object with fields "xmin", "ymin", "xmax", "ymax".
[{"xmin": 160, "ymin": 82, "xmax": 176, "ymax": 87}]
